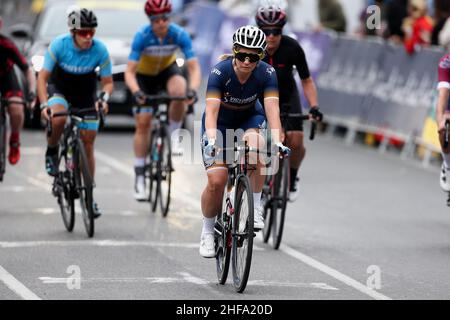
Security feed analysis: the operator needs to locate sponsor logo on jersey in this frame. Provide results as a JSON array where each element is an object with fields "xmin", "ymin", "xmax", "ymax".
[{"xmin": 440, "ymin": 56, "xmax": 450, "ymax": 69}]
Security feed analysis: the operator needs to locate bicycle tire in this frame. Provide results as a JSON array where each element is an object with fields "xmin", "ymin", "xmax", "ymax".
[
  {"xmin": 148, "ymin": 129, "xmax": 158, "ymax": 211},
  {"xmin": 75, "ymin": 140, "xmax": 95, "ymax": 237},
  {"xmin": 215, "ymin": 185, "xmax": 232, "ymax": 284},
  {"xmin": 56, "ymin": 153, "xmax": 75, "ymax": 232},
  {"xmin": 261, "ymin": 174, "xmax": 273, "ymax": 243},
  {"xmin": 158, "ymin": 126, "xmax": 172, "ymax": 217},
  {"xmin": 271, "ymin": 156, "xmax": 289, "ymax": 250},
  {"xmin": 0, "ymin": 107, "xmax": 6, "ymax": 182},
  {"xmin": 231, "ymin": 175, "xmax": 254, "ymax": 293}
]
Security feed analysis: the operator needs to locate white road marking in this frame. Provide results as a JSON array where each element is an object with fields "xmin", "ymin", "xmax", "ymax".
[
  {"xmin": 0, "ymin": 239, "xmax": 265, "ymax": 251},
  {"xmin": 0, "ymin": 265, "xmax": 41, "ymax": 300},
  {"xmin": 279, "ymin": 245, "xmax": 392, "ymax": 300},
  {"xmin": 38, "ymin": 275, "xmax": 338, "ymax": 291},
  {"xmin": 9, "ymin": 168, "xmax": 51, "ymax": 192}
]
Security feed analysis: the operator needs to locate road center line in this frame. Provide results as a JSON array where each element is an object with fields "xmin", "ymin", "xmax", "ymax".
[
  {"xmin": 96, "ymin": 150, "xmax": 393, "ymax": 300},
  {"xmin": 0, "ymin": 265, "xmax": 41, "ymax": 300}
]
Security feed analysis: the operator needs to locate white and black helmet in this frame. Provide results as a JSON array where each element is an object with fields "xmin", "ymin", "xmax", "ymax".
[{"xmin": 232, "ymin": 25, "xmax": 267, "ymax": 51}]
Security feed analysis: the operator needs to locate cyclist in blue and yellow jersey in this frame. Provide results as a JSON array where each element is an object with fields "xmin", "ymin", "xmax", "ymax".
[
  {"xmin": 0, "ymin": 15, "xmax": 37, "ymax": 165},
  {"xmin": 125, "ymin": 0, "xmax": 201, "ymax": 201},
  {"xmin": 198, "ymin": 25, "xmax": 290, "ymax": 258},
  {"xmin": 256, "ymin": 5, "xmax": 323, "ymax": 202},
  {"xmin": 37, "ymin": 7, "xmax": 114, "ymax": 218}
]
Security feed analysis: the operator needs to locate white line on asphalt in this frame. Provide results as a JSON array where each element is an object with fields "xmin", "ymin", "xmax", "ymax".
[
  {"xmin": 10, "ymin": 168, "xmax": 51, "ymax": 192},
  {"xmin": 0, "ymin": 239, "xmax": 265, "ymax": 251},
  {"xmin": 0, "ymin": 265, "xmax": 41, "ymax": 300},
  {"xmin": 279, "ymin": 245, "xmax": 392, "ymax": 300},
  {"xmin": 38, "ymin": 275, "xmax": 338, "ymax": 290},
  {"xmin": 95, "ymin": 150, "xmax": 393, "ymax": 300}
]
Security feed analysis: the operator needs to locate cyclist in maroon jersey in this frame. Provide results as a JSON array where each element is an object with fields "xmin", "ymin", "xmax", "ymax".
[
  {"xmin": 0, "ymin": 16, "xmax": 37, "ymax": 165},
  {"xmin": 255, "ymin": 5, "xmax": 323, "ymax": 202},
  {"xmin": 437, "ymin": 52, "xmax": 450, "ymax": 192}
]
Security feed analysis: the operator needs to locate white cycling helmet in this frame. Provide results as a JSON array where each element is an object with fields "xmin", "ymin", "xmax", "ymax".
[{"xmin": 232, "ymin": 25, "xmax": 267, "ymax": 51}]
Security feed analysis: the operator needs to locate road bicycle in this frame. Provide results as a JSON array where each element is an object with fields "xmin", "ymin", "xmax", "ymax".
[
  {"xmin": 213, "ymin": 140, "xmax": 258, "ymax": 293},
  {"xmin": 47, "ymin": 107, "xmax": 104, "ymax": 237},
  {"xmin": 135, "ymin": 93, "xmax": 188, "ymax": 217},
  {"xmin": 261, "ymin": 109, "xmax": 316, "ymax": 249}
]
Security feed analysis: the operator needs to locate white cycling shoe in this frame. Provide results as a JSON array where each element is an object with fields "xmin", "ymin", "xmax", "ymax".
[
  {"xmin": 199, "ymin": 233, "xmax": 215, "ymax": 258},
  {"xmin": 440, "ymin": 163, "xmax": 450, "ymax": 192},
  {"xmin": 134, "ymin": 178, "xmax": 148, "ymax": 201},
  {"xmin": 254, "ymin": 205, "xmax": 265, "ymax": 230}
]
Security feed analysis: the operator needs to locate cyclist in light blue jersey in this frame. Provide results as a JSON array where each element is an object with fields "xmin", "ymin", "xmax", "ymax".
[{"xmin": 37, "ymin": 7, "xmax": 113, "ymax": 218}]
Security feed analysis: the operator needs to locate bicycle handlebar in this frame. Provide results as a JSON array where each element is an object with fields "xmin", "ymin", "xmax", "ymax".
[
  {"xmin": 279, "ymin": 112, "xmax": 316, "ymax": 141},
  {"xmin": 46, "ymin": 107, "xmax": 101, "ymax": 137}
]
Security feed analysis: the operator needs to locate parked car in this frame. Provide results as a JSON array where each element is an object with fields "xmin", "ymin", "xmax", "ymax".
[{"xmin": 10, "ymin": 0, "xmax": 148, "ymax": 127}]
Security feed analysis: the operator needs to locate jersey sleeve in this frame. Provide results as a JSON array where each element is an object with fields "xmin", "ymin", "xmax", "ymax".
[
  {"xmin": 438, "ymin": 55, "xmax": 450, "ymax": 90},
  {"xmin": 43, "ymin": 38, "xmax": 61, "ymax": 72},
  {"xmin": 293, "ymin": 41, "xmax": 311, "ymax": 80},
  {"xmin": 128, "ymin": 31, "xmax": 144, "ymax": 62},
  {"xmin": 262, "ymin": 64, "xmax": 279, "ymax": 100},
  {"xmin": 4, "ymin": 37, "xmax": 29, "ymax": 71},
  {"xmin": 98, "ymin": 43, "xmax": 112, "ymax": 78},
  {"xmin": 177, "ymin": 29, "xmax": 195, "ymax": 60},
  {"xmin": 206, "ymin": 66, "xmax": 223, "ymax": 102}
]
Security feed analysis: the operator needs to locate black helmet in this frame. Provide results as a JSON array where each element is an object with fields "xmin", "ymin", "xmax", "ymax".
[{"xmin": 68, "ymin": 8, "xmax": 98, "ymax": 30}]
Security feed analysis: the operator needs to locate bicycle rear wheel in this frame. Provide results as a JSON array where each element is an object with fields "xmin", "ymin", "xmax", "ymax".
[
  {"xmin": 215, "ymin": 185, "xmax": 232, "ymax": 284},
  {"xmin": 261, "ymin": 174, "xmax": 273, "ymax": 243},
  {"xmin": 231, "ymin": 175, "xmax": 254, "ymax": 293},
  {"xmin": 271, "ymin": 156, "xmax": 289, "ymax": 250},
  {"xmin": 75, "ymin": 141, "xmax": 95, "ymax": 237},
  {"xmin": 55, "ymin": 152, "xmax": 75, "ymax": 231},
  {"xmin": 157, "ymin": 126, "xmax": 172, "ymax": 217},
  {"xmin": 0, "ymin": 107, "xmax": 6, "ymax": 182}
]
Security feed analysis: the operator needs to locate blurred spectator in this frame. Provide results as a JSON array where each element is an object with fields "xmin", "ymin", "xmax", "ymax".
[
  {"xmin": 432, "ymin": 0, "xmax": 450, "ymax": 45},
  {"xmin": 316, "ymin": 0, "xmax": 347, "ymax": 33},
  {"xmin": 402, "ymin": 0, "xmax": 433, "ymax": 54},
  {"xmin": 439, "ymin": 14, "xmax": 450, "ymax": 47},
  {"xmin": 385, "ymin": 0, "xmax": 408, "ymax": 43}
]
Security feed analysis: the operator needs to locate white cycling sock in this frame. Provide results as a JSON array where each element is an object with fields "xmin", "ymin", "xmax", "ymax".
[
  {"xmin": 168, "ymin": 120, "xmax": 182, "ymax": 136},
  {"xmin": 136, "ymin": 175, "xmax": 145, "ymax": 187},
  {"xmin": 443, "ymin": 153, "xmax": 450, "ymax": 169},
  {"xmin": 202, "ymin": 217, "xmax": 216, "ymax": 235},
  {"xmin": 253, "ymin": 192, "xmax": 262, "ymax": 210},
  {"xmin": 134, "ymin": 157, "xmax": 146, "ymax": 168}
]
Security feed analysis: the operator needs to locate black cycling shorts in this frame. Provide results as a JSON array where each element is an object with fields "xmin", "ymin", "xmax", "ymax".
[
  {"xmin": 280, "ymin": 91, "xmax": 303, "ymax": 132},
  {"xmin": 136, "ymin": 62, "xmax": 184, "ymax": 95},
  {"xmin": 0, "ymin": 70, "xmax": 23, "ymax": 99}
]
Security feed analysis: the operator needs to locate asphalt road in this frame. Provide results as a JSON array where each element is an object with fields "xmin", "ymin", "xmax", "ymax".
[{"xmin": 1, "ymin": 122, "xmax": 450, "ymax": 300}]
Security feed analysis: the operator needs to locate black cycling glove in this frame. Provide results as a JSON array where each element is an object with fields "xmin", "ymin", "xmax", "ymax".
[{"xmin": 309, "ymin": 106, "xmax": 323, "ymax": 122}]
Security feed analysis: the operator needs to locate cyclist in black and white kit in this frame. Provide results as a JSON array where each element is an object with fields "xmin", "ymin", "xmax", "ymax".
[{"xmin": 256, "ymin": 5, "xmax": 323, "ymax": 201}]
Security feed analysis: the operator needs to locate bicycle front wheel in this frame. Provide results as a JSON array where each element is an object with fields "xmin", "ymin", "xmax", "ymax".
[
  {"xmin": 231, "ymin": 175, "xmax": 254, "ymax": 293},
  {"xmin": 55, "ymin": 153, "xmax": 75, "ymax": 232},
  {"xmin": 215, "ymin": 185, "xmax": 231, "ymax": 284},
  {"xmin": 271, "ymin": 156, "xmax": 289, "ymax": 250},
  {"xmin": 148, "ymin": 129, "xmax": 158, "ymax": 212},
  {"xmin": 75, "ymin": 141, "xmax": 94, "ymax": 237},
  {"xmin": 157, "ymin": 126, "xmax": 172, "ymax": 217}
]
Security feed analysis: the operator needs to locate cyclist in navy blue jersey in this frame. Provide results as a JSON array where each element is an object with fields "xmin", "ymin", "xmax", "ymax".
[
  {"xmin": 37, "ymin": 8, "xmax": 113, "ymax": 218},
  {"xmin": 198, "ymin": 25, "xmax": 290, "ymax": 258},
  {"xmin": 0, "ymin": 15, "xmax": 37, "ymax": 165},
  {"xmin": 256, "ymin": 5, "xmax": 323, "ymax": 202}
]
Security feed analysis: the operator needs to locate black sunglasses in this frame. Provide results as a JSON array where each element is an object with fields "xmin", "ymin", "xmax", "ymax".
[
  {"xmin": 150, "ymin": 14, "xmax": 170, "ymax": 23},
  {"xmin": 234, "ymin": 50, "xmax": 261, "ymax": 63},
  {"xmin": 262, "ymin": 28, "xmax": 282, "ymax": 36}
]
